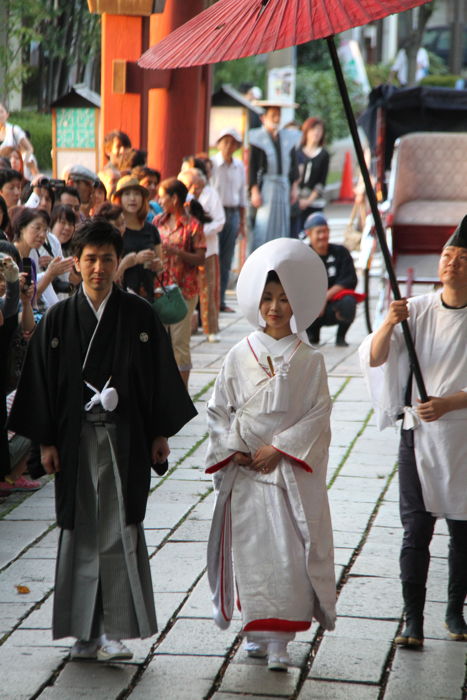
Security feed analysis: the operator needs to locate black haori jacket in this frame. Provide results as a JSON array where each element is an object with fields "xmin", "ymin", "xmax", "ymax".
[{"xmin": 9, "ymin": 285, "xmax": 197, "ymax": 529}]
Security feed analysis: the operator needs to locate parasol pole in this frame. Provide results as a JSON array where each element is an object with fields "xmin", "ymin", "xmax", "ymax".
[{"xmin": 326, "ymin": 36, "xmax": 428, "ymax": 403}]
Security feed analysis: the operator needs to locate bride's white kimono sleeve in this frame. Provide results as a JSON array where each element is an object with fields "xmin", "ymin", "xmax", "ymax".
[{"xmin": 205, "ymin": 337, "xmax": 336, "ymax": 633}]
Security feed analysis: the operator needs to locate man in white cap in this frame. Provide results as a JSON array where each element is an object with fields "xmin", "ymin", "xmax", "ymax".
[
  {"xmin": 211, "ymin": 128, "xmax": 247, "ymax": 312},
  {"xmin": 63, "ymin": 164, "xmax": 97, "ymax": 219},
  {"xmin": 359, "ymin": 216, "xmax": 467, "ymax": 648},
  {"xmin": 249, "ymin": 103, "xmax": 300, "ymax": 251}
]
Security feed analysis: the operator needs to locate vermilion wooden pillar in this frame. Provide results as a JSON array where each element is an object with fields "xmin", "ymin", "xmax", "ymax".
[
  {"xmin": 147, "ymin": 0, "xmax": 208, "ymax": 178},
  {"xmin": 97, "ymin": 1, "xmax": 211, "ymax": 176},
  {"xmin": 101, "ymin": 14, "xmax": 142, "ymax": 158}
]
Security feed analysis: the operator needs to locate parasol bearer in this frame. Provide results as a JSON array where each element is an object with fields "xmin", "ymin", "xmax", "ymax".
[{"xmin": 359, "ymin": 216, "xmax": 467, "ymax": 647}]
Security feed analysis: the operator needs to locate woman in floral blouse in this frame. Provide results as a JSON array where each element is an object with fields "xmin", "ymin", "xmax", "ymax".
[{"xmin": 154, "ymin": 178, "xmax": 207, "ymax": 388}]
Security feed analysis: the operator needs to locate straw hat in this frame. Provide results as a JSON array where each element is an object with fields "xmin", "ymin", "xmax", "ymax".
[{"xmin": 112, "ymin": 175, "xmax": 149, "ymax": 200}]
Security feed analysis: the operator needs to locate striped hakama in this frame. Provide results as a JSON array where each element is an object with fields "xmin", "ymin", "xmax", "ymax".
[{"xmin": 53, "ymin": 413, "xmax": 157, "ymax": 641}]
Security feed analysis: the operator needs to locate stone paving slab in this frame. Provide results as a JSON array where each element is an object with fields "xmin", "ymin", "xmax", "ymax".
[
  {"xmin": 0, "ymin": 521, "xmax": 53, "ymax": 568},
  {"xmin": 310, "ymin": 636, "xmax": 390, "ymax": 684},
  {"xmin": 332, "ymin": 530, "xmax": 363, "ymax": 549},
  {"xmin": 0, "ymin": 558, "xmax": 54, "ymax": 603},
  {"xmin": 156, "ymin": 618, "xmax": 240, "ymax": 656},
  {"xmin": 152, "ymin": 478, "xmax": 210, "ymax": 504},
  {"xmin": 330, "ymin": 476, "xmax": 386, "ymax": 502},
  {"xmin": 327, "ymin": 616, "xmax": 399, "ymax": 642},
  {"xmin": 384, "ymin": 639, "xmax": 466, "ymax": 700},
  {"xmin": 300, "ymin": 680, "xmax": 380, "ymax": 699},
  {"xmin": 330, "ymin": 510, "xmax": 373, "ymax": 535},
  {"xmin": 336, "ymin": 576, "xmax": 402, "ymax": 619},
  {"xmin": 0, "ymin": 646, "xmax": 66, "ymax": 699},
  {"xmin": 168, "ymin": 516, "xmax": 211, "ymax": 542},
  {"xmin": 371, "ymin": 505, "xmax": 404, "ymax": 529},
  {"xmin": 0, "ymin": 601, "xmax": 30, "ymax": 635},
  {"xmin": 218, "ymin": 662, "xmax": 300, "ymax": 696},
  {"xmin": 2, "ymin": 498, "xmax": 55, "ymax": 522},
  {"xmin": 172, "ymin": 466, "xmax": 212, "ymax": 482},
  {"xmin": 178, "ymin": 574, "xmax": 216, "ymax": 619},
  {"xmin": 151, "ymin": 541, "xmax": 206, "ymax": 593},
  {"xmin": 189, "ymin": 495, "xmax": 216, "ymax": 520},
  {"xmin": 144, "ymin": 528, "xmax": 170, "ymax": 548},
  {"xmin": 212, "ymin": 694, "xmax": 279, "ymax": 700},
  {"xmin": 143, "ymin": 502, "xmax": 194, "ymax": 530},
  {"xmin": 339, "ymin": 461, "xmax": 394, "ymax": 479},
  {"xmin": 18, "ymin": 595, "xmax": 53, "ymax": 629},
  {"xmin": 351, "ymin": 553, "xmax": 400, "ymax": 579},
  {"xmin": 47, "ymin": 659, "xmax": 137, "ymax": 696},
  {"xmin": 331, "ymin": 403, "xmax": 373, "ymax": 422},
  {"xmin": 128, "ymin": 655, "xmax": 221, "ymax": 699}
]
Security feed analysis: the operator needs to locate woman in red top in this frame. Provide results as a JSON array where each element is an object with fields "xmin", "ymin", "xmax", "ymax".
[{"xmin": 154, "ymin": 178, "xmax": 207, "ymax": 388}]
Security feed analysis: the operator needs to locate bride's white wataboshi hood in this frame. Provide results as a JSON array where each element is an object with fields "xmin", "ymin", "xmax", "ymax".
[{"xmin": 236, "ymin": 238, "xmax": 328, "ymax": 333}]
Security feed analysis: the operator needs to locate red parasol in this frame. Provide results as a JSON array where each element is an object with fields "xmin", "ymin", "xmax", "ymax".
[
  {"xmin": 139, "ymin": 0, "xmax": 432, "ymax": 401},
  {"xmin": 139, "ymin": 0, "xmax": 429, "ymax": 70}
]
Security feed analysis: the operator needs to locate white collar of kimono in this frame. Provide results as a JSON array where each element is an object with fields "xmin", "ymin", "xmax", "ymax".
[
  {"xmin": 248, "ymin": 330, "xmax": 300, "ymax": 381},
  {"xmin": 82, "ymin": 286, "xmax": 113, "ymax": 321},
  {"xmin": 250, "ymin": 330, "xmax": 297, "ymax": 358},
  {"xmin": 82, "ymin": 286, "xmax": 118, "ymax": 413},
  {"xmin": 247, "ymin": 331, "xmax": 300, "ymax": 411},
  {"xmin": 236, "ymin": 238, "xmax": 327, "ymax": 334}
]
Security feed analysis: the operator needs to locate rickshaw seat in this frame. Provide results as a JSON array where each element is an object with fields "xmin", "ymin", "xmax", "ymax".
[{"xmin": 388, "ymin": 132, "xmax": 467, "ymax": 266}]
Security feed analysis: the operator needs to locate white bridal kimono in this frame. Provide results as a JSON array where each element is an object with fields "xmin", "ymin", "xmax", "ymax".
[
  {"xmin": 359, "ymin": 291, "xmax": 467, "ymax": 520},
  {"xmin": 206, "ymin": 330, "xmax": 336, "ymax": 634}
]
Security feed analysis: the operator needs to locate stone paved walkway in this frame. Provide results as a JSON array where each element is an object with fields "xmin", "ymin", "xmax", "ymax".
[{"xmin": 1, "ymin": 205, "xmax": 465, "ymax": 699}]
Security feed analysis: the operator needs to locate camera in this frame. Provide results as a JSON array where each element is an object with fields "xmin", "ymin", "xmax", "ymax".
[{"xmin": 22, "ymin": 257, "xmax": 33, "ymax": 286}]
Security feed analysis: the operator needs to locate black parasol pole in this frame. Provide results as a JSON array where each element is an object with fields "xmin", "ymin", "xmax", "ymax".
[{"xmin": 326, "ymin": 35, "xmax": 428, "ymax": 403}]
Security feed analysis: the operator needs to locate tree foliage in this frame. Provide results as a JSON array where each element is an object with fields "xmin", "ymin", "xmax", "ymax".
[
  {"xmin": 295, "ymin": 68, "xmax": 366, "ymax": 143},
  {"xmin": 213, "ymin": 55, "xmax": 267, "ymax": 94},
  {"xmin": 0, "ymin": 0, "xmax": 100, "ymax": 111}
]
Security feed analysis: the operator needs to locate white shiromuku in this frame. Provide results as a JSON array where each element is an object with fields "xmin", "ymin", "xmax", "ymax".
[
  {"xmin": 359, "ymin": 291, "xmax": 467, "ymax": 520},
  {"xmin": 206, "ymin": 330, "xmax": 336, "ymax": 633}
]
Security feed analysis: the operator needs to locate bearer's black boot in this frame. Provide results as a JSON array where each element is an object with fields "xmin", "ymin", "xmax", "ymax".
[
  {"xmin": 445, "ymin": 598, "xmax": 467, "ymax": 640},
  {"xmin": 445, "ymin": 547, "xmax": 467, "ymax": 640},
  {"xmin": 394, "ymin": 582, "xmax": 426, "ymax": 648}
]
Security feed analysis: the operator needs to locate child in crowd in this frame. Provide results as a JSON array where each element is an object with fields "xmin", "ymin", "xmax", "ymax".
[{"xmin": 205, "ymin": 238, "xmax": 336, "ymax": 672}]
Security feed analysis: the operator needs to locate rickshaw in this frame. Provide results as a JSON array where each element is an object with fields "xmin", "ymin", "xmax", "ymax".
[{"xmin": 357, "ymin": 85, "xmax": 467, "ymax": 332}]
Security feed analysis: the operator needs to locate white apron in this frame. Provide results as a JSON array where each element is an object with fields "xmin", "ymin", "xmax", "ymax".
[{"xmin": 359, "ymin": 291, "xmax": 467, "ymax": 519}]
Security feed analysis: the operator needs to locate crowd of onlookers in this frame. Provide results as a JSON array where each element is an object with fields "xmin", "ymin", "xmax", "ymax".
[
  {"xmin": 0, "ymin": 115, "xmax": 252, "ymax": 495},
  {"xmin": 1, "ymin": 103, "xmax": 358, "ymax": 496}
]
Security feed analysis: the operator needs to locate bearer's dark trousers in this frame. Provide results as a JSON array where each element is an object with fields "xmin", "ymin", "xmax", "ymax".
[{"xmin": 398, "ymin": 428, "xmax": 467, "ymax": 585}]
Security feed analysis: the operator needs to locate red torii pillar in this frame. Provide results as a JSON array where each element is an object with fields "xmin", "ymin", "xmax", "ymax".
[{"xmin": 94, "ymin": 0, "xmax": 210, "ymax": 178}]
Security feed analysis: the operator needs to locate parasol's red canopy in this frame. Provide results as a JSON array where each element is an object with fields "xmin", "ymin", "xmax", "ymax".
[{"xmin": 139, "ymin": 0, "xmax": 431, "ymax": 70}]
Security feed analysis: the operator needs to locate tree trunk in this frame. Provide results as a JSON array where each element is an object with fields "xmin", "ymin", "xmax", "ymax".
[{"xmin": 406, "ymin": 5, "xmax": 433, "ymax": 86}]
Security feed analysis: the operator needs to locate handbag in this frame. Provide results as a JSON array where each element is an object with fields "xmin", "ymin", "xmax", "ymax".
[
  {"xmin": 151, "ymin": 272, "xmax": 188, "ymax": 325},
  {"xmin": 343, "ymin": 201, "xmax": 367, "ymax": 252}
]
